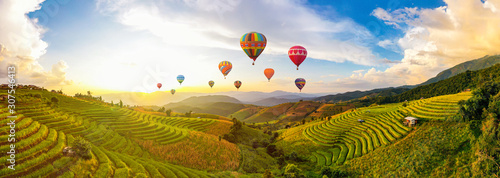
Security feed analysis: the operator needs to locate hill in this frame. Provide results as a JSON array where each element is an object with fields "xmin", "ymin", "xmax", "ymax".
[
  {"xmin": 421, "ymin": 55, "xmax": 500, "ymax": 85},
  {"xmin": 163, "ymin": 95, "xmax": 249, "ymax": 116},
  {"xmin": 314, "ymin": 87, "xmax": 411, "ymax": 103},
  {"xmin": 250, "ymin": 97, "xmax": 315, "ymax": 106},
  {"xmin": 0, "ymin": 89, "xmax": 238, "ymax": 177},
  {"xmin": 366, "ymin": 63, "xmax": 500, "ymax": 104},
  {"xmin": 241, "ymin": 101, "xmax": 322, "ymax": 123},
  {"xmin": 275, "ymin": 92, "xmax": 474, "ymax": 176},
  {"xmin": 311, "ymin": 55, "xmax": 500, "ymax": 105}
]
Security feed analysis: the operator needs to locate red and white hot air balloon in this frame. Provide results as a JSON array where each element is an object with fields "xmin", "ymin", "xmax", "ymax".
[{"xmin": 288, "ymin": 46, "xmax": 307, "ymax": 70}]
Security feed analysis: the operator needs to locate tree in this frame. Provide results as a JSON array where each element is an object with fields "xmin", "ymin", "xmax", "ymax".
[
  {"xmin": 50, "ymin": 96, "xmax": 59, "ymax": 105},
  {"xmin": 87, "ymin": 91, "xmax": 92, "ymax": 96},
  {"xmin": 119, "ymin": 100, "xmax": 123, "ymax": 108},
  {"xmin": 111, "ymin": 101, "xmax": 114, "ymax": 105},
  {"xmin": 73, "ymin": 136, "xmax": 91, "ymax": 160},
  {"xmin": 166, "ymin": 109, "xmax": 172, "ymax": 117},
  {"xmin": 158, "ymin": 107, "xmax": 165, "ymax": 113},
  {"xmin": 185, "ymin": 110, "xmax": 192, "ymax": 117},
  {"xmin": 284, "ymin": 164, "xmax": 304, "ymax": 178}
]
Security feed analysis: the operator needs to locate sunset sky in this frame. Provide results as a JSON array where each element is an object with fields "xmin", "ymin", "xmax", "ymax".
[{"xmin": 1, "ymin": 0, "xmax": 500, "ymax": 95}]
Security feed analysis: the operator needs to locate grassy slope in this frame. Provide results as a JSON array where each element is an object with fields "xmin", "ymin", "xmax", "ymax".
[
  {"xmin": 343, "ymin": 121, "xmax": 474, "ymax": 177},
  {"xmin": 0, "ymin": 89, "xmax": 238, "ymax": 177},
  {"xmin": 241, "ymin": 101, "xmax": 321, "ymax": 123},
  {"xmin": 276, "ymin": 92, "xmax": 473, "ymax": 175}
]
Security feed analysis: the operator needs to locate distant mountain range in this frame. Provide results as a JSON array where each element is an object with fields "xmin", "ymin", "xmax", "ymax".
[
  {"xmin": 100, "ymin": 90, "xmax": 323, "ymax": 107},
  {"xmin": 99, "ymin": 55, "xmax": 500, "ymax": 108}
]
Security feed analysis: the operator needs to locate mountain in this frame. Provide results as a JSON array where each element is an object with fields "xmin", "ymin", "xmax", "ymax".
[
  {"xmin": 313, "ymin": 87, "xmax": 411, "ymax": 103},
  {"xmin": 163, "ymin": 95, "xmax": 248, "ymax": 116},
  {"xmin": 99, "ymin": 90, "xmax": 323, "ymax": 107},
  {"xmin": 168, "ymin": 95, "xmax": 241, "ymax": 105},
  {"xmin": 241, "ymin": 101, "xmax": 322, "ymax": 123},
  {"xmin": 249, "ymin": 97, "xmax": 316, "ymax": 106},
  {"xmin": 218, "ymin": 90, "xmax": 322, "ymax": 103},
  {"xmin": 421, "ymin": 55, "xmax": 500, "ymax": 85},
  {"xmin": 366, "ymin": 63, "xmax": 500, "ymax": 104}
]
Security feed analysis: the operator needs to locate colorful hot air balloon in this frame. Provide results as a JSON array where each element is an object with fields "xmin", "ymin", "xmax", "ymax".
[
  {"xmin": 234, "ymin": 80, "xmax": 242, "ymax": 90},
  {"xmin": 157, "ymin": 83, "xmax": 162, "ymax": 89},
  {"xmin": 295, "ymin": 78, "xmax": 306, "ymax": 92},
  {"xmin": 264, "ymin": 68, "xmax": 274, "ymax": 82},
  {"xmin": 240, "ymin": 32, "xmax": 267, "ymax": 65},
  {"xmin": 177, "ymin": 75, "xmax": 185, "ymax": 85},
  {"xmin": 288, "ymin": 46, "xmax": 307, "ymax": 70},
  {"xmin": 171, "ymin": 89, "xmax": 176, "ymax": 95},
  {"xmin": 208, "ymin": 80, "xmax": 214, "ymax": 88},
  {"xmin": 218, "ymin": 61, "xmax": 232, "ymax": 79}
]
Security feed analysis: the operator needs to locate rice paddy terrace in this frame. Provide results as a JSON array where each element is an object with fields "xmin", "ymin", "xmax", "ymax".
[
  {"xmin": 0, "ymin": 89, "xmax": 229, "ymax": 177},
  {"xmin": 298, "ymin": 92, "xmax": 472, "ymax": 166}
]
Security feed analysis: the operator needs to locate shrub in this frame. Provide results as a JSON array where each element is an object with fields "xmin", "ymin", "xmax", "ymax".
[
  {"xmin": 284, "ymin": 164, "xmax": 304, "ymax": 178},
  {"xmin": 263, "ymin": 169, "xmax": 273, "ymax": 178},
  {"xmin": 73, "ymin": 136, "xmax": 91, "ymax": 160}
]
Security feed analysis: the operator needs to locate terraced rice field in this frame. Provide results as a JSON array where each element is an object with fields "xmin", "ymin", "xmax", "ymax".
[
  {"xmin": 398, "ymin": 92, "xmax": 471, "ymax": 120},
  {"xmin": 0, "ymin": 89, "xmax": 222, "ymax": 177},
  {"xmin": 305, "ymin": 92, "xmax": 472, "ymax": 165}
]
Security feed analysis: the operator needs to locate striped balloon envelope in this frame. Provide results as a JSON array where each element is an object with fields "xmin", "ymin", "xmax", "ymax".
[
  {"xmin": 240, "ymin": 32, "xmax": 267, "ymax": 65},
  {"xmin": 295, "ymin": 78, "xmax": 306, "ymax": 92},
  {"xmin": 208, "ymin": 80, "xmax": 214, "ymax": 88},
  {"xmin": 218, "ymin": 61, "xmax": 232, "ymax": 79},
  {"xmin": 177, "ymin": 75, "xmax": 185, "ymax": 85},
  {"xmin": 171, "ymin": 89, "xmax": 176, "ymax": 95},
  {"xmin": 234, "ymin": 80, "xmax": 242, "ymax": 90}
]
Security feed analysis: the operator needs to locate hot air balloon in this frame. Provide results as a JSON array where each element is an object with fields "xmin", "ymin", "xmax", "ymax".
[
  {"xmin": 177, "ymin": 75, "xmax": 185, "ymax": 85},
  {"xmin": 234, "ymin": 80, "xmax": 242, "ymax": 90},
  {"xmin": 288, "ymin": 46, "xmax": 307, "ymax": 70},
  {"xmin": 171, "ymin": 89, "xmax": 176, "ymax": 95},
  {"xmin": 240, "ymin": 32, "xmax": 267, "ymax": 65},
  {"xmin": 218, "ymin": 61, "xmax": 232, "ymax": 79},
  {"xmin": 208, "ymin": 80, "xmax": 214, "ymax": 88},
  {"xmin": 295, "ymin": 78, "xmax": 306, "ymax": 92},
  {"xmin": 157, "ymin": 83, "xmax": 162, "ymax": 89},
  {"xmin": 264, "ymin": 68, "xmax": 274, "ymax": 82}
]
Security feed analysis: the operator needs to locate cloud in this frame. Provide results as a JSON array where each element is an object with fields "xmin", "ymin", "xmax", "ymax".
[
  {"xmin": 0, "ymin": 0, "xmax": 72, "ymax": 87},
  {"xmin": 371, "ymin": 7, "xmax": 419, "ymax": 29},
  {"xmin": 96, "ymin": 0, "xmax": 378, "ymax": 66},
  {"xmin": 377, "ymin": 39, "xmax": 393, "ymax": 48},
  {"xmin": 334, "ymin": 0, "xmax": 500, "ymax": 91}
]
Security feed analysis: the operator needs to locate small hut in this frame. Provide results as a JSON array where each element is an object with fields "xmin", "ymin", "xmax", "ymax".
[
  {"xmin": 404, "ymin": 117, "xmax": 418, "ymax": 127},
  {"xmin": 357, "ymin": 119, "xmax": 365, "ymax": 123}
]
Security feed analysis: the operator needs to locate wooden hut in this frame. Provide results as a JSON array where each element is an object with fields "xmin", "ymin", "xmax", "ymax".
[{"xmin": 404, "ymin": 117, "xmax": 418, "ymax": 127}]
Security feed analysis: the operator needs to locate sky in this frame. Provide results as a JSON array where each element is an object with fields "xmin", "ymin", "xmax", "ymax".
[{"xmin": 1, "ymin": 0, "xmax": 500, "ymax": 95}]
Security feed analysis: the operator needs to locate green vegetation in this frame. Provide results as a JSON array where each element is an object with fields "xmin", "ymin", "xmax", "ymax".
[{"xmin": 2, "ymin": 62, "xmax": 500, "ymax": 177}]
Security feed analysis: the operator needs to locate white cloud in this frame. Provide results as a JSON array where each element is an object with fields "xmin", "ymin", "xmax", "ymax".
[
  {"xmin": 377, "ymin": 39, "xmax": 393, "ymax": 48},
  {"xmin": 96, "ymin": 0, "xmax": 378, "ymax": 65},
  {"xmin": 371, "ymin": 7, "xmax": 419, "ymax": 29},
  {"xmin": 335, "ymin": 0, "xmax": 500, "ymax": 90},
  {"xmin": 0, "ymin": 0, "xmax": 73, "ymax": 87}
]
